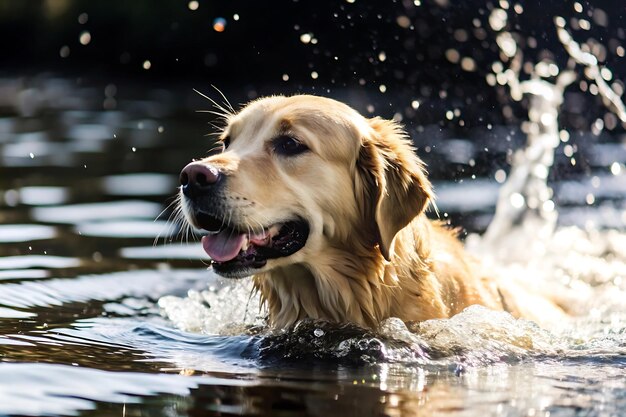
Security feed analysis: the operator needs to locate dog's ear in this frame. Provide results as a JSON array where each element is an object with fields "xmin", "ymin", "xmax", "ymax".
[{"xmin": 355, "ymin": 117, "xmax": 433, "ymax": 261}]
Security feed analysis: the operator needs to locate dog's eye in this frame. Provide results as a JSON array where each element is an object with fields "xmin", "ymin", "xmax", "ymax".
[
  {"xmin": 222, "ymin": 136, "xmax": 231, "ymax": 150},
  {"xmin": 273, "ymin": 135, "xmax": 308, "ymax": 156}
]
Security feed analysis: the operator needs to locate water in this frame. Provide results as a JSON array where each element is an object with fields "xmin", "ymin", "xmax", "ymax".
[{"xmin": 1, "ymin": 77, "xmax": 626, "ymax": 417}]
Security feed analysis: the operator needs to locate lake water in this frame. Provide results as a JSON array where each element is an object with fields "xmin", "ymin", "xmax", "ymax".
[{"xmin": 1, "ymin": 77, "xmax": 625, "ymax": 417}]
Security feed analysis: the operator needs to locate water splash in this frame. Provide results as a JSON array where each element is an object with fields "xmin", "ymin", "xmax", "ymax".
[
  {"xmin": 158, "ymin": 276, "xmax": 265, "ymax": 335},
  {"xmin": 157, "ymin": 218, "xmax": 626, "ymax": 366}
]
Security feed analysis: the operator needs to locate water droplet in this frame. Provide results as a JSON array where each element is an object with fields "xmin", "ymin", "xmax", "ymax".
[
  {"xmin": 313, "ymin": 328, "xmax": 324, "ymax": 337},
  {"xmin": 591, "ymin": 176, "xmax": 601, "ymax": 188},
  {"xmin": 310, "ymin": 71, "xmax": 319, "ymax": 80},
  {"xmin": 411, "ymin": 100, "xmax": 420, "ymax": 110},
  {"xmin": 29, "ymin": 153, "xmax": 34, "ymax": 159},
  {"xmin": 397, "ymin": 16, "xmax": 411, "ymax": 28},
  {"xmin": 188, "ymin": 1, "xmax": 199, "ymax": 11},
  {"xmin": 104, "ymin": 84, "xmax": 117, "ymax": 97},
  {"xmin": 233, "ymin": 14, "xmax": 240, "ymax": 21},
  {"xmin": 495, "ymin": 169, "xmax": 507, "ymax": 183},
  {"xmin": 543, "ymin": 200, "xmax": 555, "ymax": 212},
  {"xmin": 78, "ymin": 12, "xmax": 88, "ymax": 24},
  {"xmin": 610, "ymin": 162, "xmax": 622, "ymax": 176},
  {"xmin": 59, "ymin": 45, "xmax": 70, "ymax": 58},
  {"xmin": 445, "ymin": 49, "xmax": 460, "ymax": 64},
  {"xmin": 599, "ymin": 68, "xmax": 613, "ymax": 82},
  {"xmin": 213, "ymin": 17, "xmax": 226, "ymax": 32},
  {"xmin": 282, "ymin": 74, "xmax": 289, "ymax": 81},
  {"xmin": 300, "ymin": 33, "xmax": 313, "ymax": 44},
  {"xmin": 79, "ymin": 31, "xmax": 91, "ymax": 45},
  {"xmin": 4, "ymin": 190, "xmax": 19, "ymax": 207},
  {"xmin": 510, "ymin": 193, "xmax": 525, "ymax": 208},
  {"xmin": 489, "ymin": 9, "xmax": 508, "ymax": 31},
  {"xmin": 578, "ymin": 18, "xmax": 591, "ymax": 30},
  {"xmin": 131, "ymin": 147, "xmax": 137, "ymax": 153},
  {"xmin": 461, "ymin": 57, "xmax": 477, "ymax": 72},
  {"xmin": 142, "ymin": 60, "xmax": 152, "ymax": 70}
]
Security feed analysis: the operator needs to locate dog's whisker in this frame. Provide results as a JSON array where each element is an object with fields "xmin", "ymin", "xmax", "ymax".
[
  {"xmin": 154, "ymin": 199, "xmax": 182, "ymax": 247},
  {"xmin": 205, "ymin": 144, "xmax": 224, "ymax": 156},
  {"xmin": 193, "ymin": 89, "xmax": 234, "ymax": 120},
  {"xmin": 193, "ymin": 87, "xmax": 233, "ymax": 114},
  {"xmin": 155, "ymin": 197, "xmax": 178, "ymax": 222},
  {"xmin": 196, "ymin": 109, "xmax": 233, "ymax": 119},
  {"xmin": 204, "ymin": 130, "xmax": 224, "ymax": 138},
  {"xmin": 210, "ymin": 84, "xmax": 235, "ymax": 114}
]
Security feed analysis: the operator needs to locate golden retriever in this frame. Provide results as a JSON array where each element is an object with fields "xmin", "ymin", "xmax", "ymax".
[{"xmin": 178, "ymin": 95, "xmax": 565, "ymax": 329}]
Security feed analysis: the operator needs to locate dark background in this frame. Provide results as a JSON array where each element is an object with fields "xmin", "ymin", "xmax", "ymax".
[{"xmin": 2, "ymin": 0, "xmax": 624, "ymax": 121}]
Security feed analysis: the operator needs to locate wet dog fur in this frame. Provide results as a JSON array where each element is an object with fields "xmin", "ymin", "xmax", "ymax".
[{"xmin": 179, "ymin": 95, "xmax": 566, "ymax": 329}]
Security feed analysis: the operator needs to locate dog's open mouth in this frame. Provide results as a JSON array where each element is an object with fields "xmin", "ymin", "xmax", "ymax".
[{"xmin": 195, "ymin": 213, "xmax": 309, "ymax": 275}]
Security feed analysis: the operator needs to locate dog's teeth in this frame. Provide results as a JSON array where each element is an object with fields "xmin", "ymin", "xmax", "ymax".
[{"xmin": 269, "ymin": 225, "xmax": 281, "ymax": 237}]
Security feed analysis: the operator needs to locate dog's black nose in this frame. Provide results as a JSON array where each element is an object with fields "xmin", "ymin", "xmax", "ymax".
[{"xmin": 180, "ymin": 162, "xmax": 221, "ymax": 197}]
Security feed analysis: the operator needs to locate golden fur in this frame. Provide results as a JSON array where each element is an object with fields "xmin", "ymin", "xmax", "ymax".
[{"xmin": 183, "ymin": 95, "xmax": 565, "ymax": 329}]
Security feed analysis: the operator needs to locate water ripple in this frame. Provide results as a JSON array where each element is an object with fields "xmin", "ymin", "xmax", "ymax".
[
  {"xmin": 0, "ymin": 269, "xmax": 207, "ymax": 308},
  {"xmin": 31, "ymin": 200, "xmax": 163, "ymax": 224}
]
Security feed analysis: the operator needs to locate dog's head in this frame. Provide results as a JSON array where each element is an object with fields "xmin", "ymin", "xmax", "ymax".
[{"xmin": 179, "ymin": 95, "xmax": 432, "ymax": 278}]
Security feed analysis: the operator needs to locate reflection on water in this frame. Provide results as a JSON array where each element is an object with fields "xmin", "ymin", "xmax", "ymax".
[
  {"xmin": 101, "ymin": 173, "xmax": 177, "ymax": 196},
  {"xmin": 32, "ymin": 200, "xmax": 164, "ymax": 224},
  {"xmin": 75, "ymin": 220, "xmax": 172, "ymax": 238},
  {"xmin": 0, "ymin": 224, "xmax": 57, "ymax": 242},
  {"xmin": 0, "ymin": 255, "xmax": 81, "ymax": 270},
  {"xmin": 0, "ymin": 76, "xmax": 625, "ymax": 416}
]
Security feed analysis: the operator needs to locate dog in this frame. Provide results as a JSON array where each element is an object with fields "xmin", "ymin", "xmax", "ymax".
[{"xmin": 178, "ymin": 95, "xmax": 566, "ymax": 329}]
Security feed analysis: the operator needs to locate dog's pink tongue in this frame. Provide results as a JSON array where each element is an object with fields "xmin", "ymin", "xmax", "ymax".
[{"xmin": 201, "ymin": 232, "xmax": 246, "ymax": 262}]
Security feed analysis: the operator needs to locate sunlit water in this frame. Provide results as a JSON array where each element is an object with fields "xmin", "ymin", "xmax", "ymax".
[{"xmin": 1, "ymin": 77, "xmax": 625, "ymax": 416}]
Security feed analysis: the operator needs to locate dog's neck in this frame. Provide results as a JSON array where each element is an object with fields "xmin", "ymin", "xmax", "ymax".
[{"xmin": 253, "ymin": 217, "xmax": 440, "ymax": 329}]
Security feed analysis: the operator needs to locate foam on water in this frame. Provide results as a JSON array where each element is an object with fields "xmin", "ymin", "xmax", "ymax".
[
  {"xmin": 158, "ymin": 225, "xmax": 626, "ymax": 367},
  {"xmin": 158, "ymin": 274, "xmax": 265, "ymax": 335}
]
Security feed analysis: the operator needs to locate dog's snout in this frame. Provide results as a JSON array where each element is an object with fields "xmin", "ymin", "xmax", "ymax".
[{"xmin": 180, "ymin": 162, "xmax": 221, "ymax": 197}]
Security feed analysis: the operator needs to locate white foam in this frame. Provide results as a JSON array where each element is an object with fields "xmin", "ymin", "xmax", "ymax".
[{"xmin": 158, "ymin": 274, "xmax": 265, "ymax": 335}]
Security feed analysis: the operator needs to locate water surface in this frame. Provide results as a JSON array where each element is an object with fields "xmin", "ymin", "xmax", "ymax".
[{"xmin": 1, "ymin": 77, "xmax": 625, "ymax": 417}]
